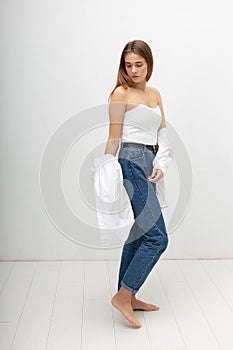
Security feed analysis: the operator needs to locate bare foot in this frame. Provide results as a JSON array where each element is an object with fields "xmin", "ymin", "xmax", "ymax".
[
  {"xmin": 131, "ymin": 295, "xmax": 160, "ymax": 311},
  {"xmin": 111, "ymin": 293, "xmax": 141, "ymax": 328}
]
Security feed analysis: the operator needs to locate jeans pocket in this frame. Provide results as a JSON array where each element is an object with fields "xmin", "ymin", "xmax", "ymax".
[
  {"xmin": 127, "ymin": 149, "xmax": 145, "ymax": 161},
  {"xmin": 118, "ymin": 147, "xmax": 146, "ymax": 162}
]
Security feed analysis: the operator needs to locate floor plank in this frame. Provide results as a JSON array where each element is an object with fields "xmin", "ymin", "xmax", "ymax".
[
  {"xmin": 46, "ymin": 261, "xmax": 84, "ymax": 350},
  {"xmin": 10, "ymin": 262, "xmax": 61, "ymax": 350},
  {"xmin": 177, "ymin": 260, "xmax": 233, "ymax": 349},
  {"xmin": 157, "ymin": 260, "xmax": 222, "ymax": 350},
  {"xmin": 139, "ymin": 261, "xmax": 186, "ymax": 350},
  {"xmin": 0, "ymin": 262, "xmax": 14, "ymax": 291},
  {"xmin": 0, "ymin": 262, "xmax": 37, "ymax": 322},
  {"xmin": 0, "ymin": 323, "xmax": 17, "ymax": 350},
  {"xmin": 201, "ymin": 260, "xmax": 233, "ymax": 311},
  {"xmin": 82, "ymin": 299, "xmax": 116, "ymax": 350},
  {"xmin": 84, "ymin": 261, "xmax": 111, "ymax": 299},
  {"xmin": 0, "ymin": 260, "xmax": 233, "ymax": 350}
]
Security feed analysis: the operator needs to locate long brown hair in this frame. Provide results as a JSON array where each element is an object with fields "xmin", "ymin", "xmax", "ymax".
[{"xmin": 108, "ymin": 40, "xmax": 154, "ymax": 101}]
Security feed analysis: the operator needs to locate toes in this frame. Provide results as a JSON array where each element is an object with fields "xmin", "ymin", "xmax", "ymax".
[{"xmin": 111, "ymin": 297, "xmax": 141, "ymax": 327}]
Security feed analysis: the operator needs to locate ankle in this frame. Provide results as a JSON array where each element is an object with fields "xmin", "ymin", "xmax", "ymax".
[{"xmin": 118, "ymin": 286, "xmax": 132, "ymax": 300}]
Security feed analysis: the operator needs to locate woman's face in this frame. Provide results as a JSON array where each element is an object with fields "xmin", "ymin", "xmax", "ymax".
[{"xmin": 124, "ymin": 52, "xmax": 148, "ymax": 84}]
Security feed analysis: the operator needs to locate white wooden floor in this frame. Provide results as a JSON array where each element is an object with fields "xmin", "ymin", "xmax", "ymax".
[{"xmin": 0, "ymin": 260, "xmax": 233, "ymax": 350}]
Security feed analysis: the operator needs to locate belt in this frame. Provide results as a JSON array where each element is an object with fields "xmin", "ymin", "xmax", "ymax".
[{"xmin": 121, "ymin": 142, "xmax": 159, "ymax": 154}]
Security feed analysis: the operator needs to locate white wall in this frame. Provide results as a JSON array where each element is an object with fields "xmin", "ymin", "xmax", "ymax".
[{"xmin": 1, "ymin": 0, "xmax": 233, "ymax": 260}]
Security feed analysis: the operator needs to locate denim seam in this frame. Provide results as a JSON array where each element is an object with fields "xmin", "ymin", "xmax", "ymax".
[
  {"xmin": 133, "ymin": 248, "xmax": 163, "ymax": 291},
  {"xmin": 120, "ymin": 238, "xmax": 168, "ymax": 295},
  {"xmin": 132, "ymin": 227, "xmax": 168, "ymax": 291},
  {"xmin": 127, "ymin": 161, "xmax": 165, "ymax": 237}
]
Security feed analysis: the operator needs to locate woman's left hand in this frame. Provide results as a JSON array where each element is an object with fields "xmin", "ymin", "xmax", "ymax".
[{"xmin": 147, "ymin": 168, "xmax": 163, "ymax": 183}]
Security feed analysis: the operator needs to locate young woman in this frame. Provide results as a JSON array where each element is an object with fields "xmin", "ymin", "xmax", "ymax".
[{"xmin": 104, "ymin": 39, "xmax": 170, "ymax": 328}]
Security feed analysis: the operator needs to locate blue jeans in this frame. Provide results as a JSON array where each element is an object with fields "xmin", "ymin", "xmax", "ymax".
[{"xmin": 117, "ymin": 143, "xmax": 169, "ymax": 295}]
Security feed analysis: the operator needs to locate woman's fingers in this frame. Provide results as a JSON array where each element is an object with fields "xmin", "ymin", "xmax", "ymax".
[{"xmin": 147, "ymin": 169, "xmax": 163, "ymax": 183}]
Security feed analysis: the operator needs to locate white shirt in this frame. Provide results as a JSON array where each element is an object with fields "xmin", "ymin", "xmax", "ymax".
[{"xmin": 92, "ymin": 154, "xmax": 135, "ymax": 247}]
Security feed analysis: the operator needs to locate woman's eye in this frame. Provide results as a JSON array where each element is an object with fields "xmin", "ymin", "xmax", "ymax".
[{"xmin": 126, "ymin": 64, "xmax": 143, "ymax": 68}]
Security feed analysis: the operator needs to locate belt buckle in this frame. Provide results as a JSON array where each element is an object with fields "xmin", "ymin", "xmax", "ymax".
[{"xmin": 152, "ymin": 144, "xmax": 156, "ymax": 154}]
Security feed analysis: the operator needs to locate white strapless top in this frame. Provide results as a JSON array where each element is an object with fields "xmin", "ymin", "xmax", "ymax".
[{"xmin": 121, "ymin": 104, "xmax": 162, "ymax": 145}]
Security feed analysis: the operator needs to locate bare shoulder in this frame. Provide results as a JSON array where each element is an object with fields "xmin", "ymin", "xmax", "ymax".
[
  {"xmin": 108, "ymin": 86, "xmax": 128, "ymax": 120},
  {"xmin": 149, "ymin": 86, "xmax": 166, "ymax": 129},
  {"xmin": 149, "ymin": 86, "xmax": 162, "ymax": 100},
  {"xmin": 110, "ymin": 86, "xmax": 128, "ymax": 103},
  {"xmin": 149, "ymin": 86, "xmax": 164, "ymax": 108}
]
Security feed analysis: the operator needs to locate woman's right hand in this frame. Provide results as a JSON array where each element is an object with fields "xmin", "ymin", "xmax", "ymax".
[{"xmin": 147, "ymin": 168, "xmax": 164, "ymax": 183}]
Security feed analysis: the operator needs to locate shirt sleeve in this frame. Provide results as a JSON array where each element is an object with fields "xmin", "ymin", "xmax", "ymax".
[{"xmin": 152, "ymin": 127, "xmax": 173, "ymax": 176}]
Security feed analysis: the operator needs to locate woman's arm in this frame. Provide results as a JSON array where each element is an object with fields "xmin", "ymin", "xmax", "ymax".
[
  {"xmin": 155, "ymin": 88, "xmax": 166, "ymax": 130},
  {"xmin": 104, "ymin": 88, "xmax": 126, "ymax": 156},
  {"xmin": 148, "ymin": 88, "xmax": 172, "ymax": 183}
]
